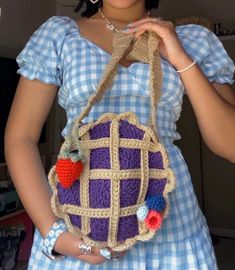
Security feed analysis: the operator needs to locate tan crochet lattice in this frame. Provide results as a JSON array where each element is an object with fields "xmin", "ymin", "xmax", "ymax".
[{"xmin": 48, "ymin": 30, "xmax": 176, "ymax": 251}]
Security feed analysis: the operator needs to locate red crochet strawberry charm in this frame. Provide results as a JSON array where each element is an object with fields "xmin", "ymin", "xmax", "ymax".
[{"xmin": 55, "ymin": 156, "xmax": 84, "ymax": 189}]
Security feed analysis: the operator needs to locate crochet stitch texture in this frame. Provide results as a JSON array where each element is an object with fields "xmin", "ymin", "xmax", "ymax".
[{"xmin": 48, "ymin": 30, "xmax": 175, "ymax": 251}]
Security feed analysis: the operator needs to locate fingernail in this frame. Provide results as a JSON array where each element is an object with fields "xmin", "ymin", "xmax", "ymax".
[
  {"xmin": 123, "ymin": 27, "xmax": 138, "ymax": 33},
  {"xmin": 100, "ymin": 248, "xmax": 111, "ymax": 260},
  {"xmin": 122, "ymin": 26, "xmax": 130, "ymax": 32},
  {"xmin": 131, "ymin": 26, "xmax": 138, "ymax": 33}
]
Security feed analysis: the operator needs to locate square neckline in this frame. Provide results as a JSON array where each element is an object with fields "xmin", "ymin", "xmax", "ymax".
[{"xmin": 69, "ymin": 17, "xmax": 144, "ymax": 71}]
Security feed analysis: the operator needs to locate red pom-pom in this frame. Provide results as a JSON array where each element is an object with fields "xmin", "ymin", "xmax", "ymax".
[
  {"xmin": 145, "ymin": 210, "xmax": 162, "ymax": 230},
  {"xmin": 55, "ymin": 159, "xmax": 83, "ymax": 188}
]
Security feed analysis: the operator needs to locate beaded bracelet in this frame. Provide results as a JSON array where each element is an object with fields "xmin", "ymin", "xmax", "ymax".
[
  {"xmin": 42, "ymin": 220, "xmax": 68, "ymax": 260},
  {"xmin": 176, "ymin": 60, "xmax": 196, "ymax": 73}
]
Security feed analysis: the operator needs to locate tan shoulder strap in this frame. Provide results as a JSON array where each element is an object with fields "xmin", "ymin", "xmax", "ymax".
[{"xmin": 72, "ymin": 30, "xmax": 162, "ymax": 137}]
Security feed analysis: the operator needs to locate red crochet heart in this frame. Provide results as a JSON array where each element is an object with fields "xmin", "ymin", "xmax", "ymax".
[{"xmin": 55, "ymin": 159, "xmax": 83, "ymax": 188}]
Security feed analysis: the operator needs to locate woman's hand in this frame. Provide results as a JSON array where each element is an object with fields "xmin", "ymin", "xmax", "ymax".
[
  {"xmin": 123, "ymin": 18, "xmax": 193, "ymax": 70},
  {"xmin": 53, "ymin": 231, "xmax": 127, "ymax": 265}
]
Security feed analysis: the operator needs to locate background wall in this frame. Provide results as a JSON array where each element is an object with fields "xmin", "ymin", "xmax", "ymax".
[
  {"xmin": 0, "ymin": 0, "xmax": 56, "ymax": 58},
  {"xmin": 157, "ymin": 0, "xmax": 235, "ymax": 29}
]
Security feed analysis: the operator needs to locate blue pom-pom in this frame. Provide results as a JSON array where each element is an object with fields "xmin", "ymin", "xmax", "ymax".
[{"xmin": 146, "ymin": 195, "xmax": 166, "ymax": 212}]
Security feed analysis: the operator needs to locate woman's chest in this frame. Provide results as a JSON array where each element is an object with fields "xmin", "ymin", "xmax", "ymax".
[{"xmin": 61, "ymin": 40, "xmax": 185, "ymax": 113}]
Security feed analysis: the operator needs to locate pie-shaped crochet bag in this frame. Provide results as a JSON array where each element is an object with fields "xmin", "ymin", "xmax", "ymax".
[{"xmin": 48, "ymin": 30, "xmax": 175, "ymax": 251}]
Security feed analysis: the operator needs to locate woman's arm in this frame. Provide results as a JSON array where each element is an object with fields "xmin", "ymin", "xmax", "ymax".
[
  {"xmin": 176, "ymin": 55, "xmax": 235, "ymax": 162},
  {"xmin": 4, "ymin": 76, "xmax": 109, "ymax": 264},
  {"xmin": 5, "ymin": 76, "xmax": 58, "ymax": 236},
  {"xmin": 213, "ymin": 82, "xmax": 235, "ymax": 106}
]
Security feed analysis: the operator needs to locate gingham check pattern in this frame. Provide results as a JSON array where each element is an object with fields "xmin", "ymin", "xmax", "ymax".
[{"xmin": 16, "ymin": 16, "xmax": 234, "ymax": 269}]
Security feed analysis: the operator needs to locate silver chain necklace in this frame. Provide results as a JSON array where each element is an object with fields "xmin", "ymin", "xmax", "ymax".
[{"xmin": 98, "ymin": 8, "xmax": 151, "ymax": 33}]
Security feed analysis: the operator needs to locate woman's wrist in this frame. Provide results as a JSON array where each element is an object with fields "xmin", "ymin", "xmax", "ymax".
[
  {"xmin": 42, "ymin": 219, "xmax": 68, "ymax": 260},
  {"xmin": 53, "ymin": 230, "xmax": 81, "ymax": 257},
  {"xmin": 172, "ymin": 53, "xmax": 195, "ymax": 72}
]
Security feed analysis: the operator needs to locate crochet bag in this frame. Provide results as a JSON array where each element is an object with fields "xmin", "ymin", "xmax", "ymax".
[{"xmin": 48, "ymin": 30, "xmax": 175, "ymax": 251}]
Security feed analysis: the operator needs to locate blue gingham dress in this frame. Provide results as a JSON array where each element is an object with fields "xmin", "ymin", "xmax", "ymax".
[{"xmin": 16, "ymin": 16, "xmax": 235, "ymax": 270}]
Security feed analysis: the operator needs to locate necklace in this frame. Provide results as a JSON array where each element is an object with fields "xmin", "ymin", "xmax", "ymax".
[{"xmin": 98, "ymin": 8, "xmax": 151, "ymax": 33}]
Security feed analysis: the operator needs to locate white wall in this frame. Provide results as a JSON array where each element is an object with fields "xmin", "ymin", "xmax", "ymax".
[{"xmin": 0, "ymin": 0, "xmax": 55, "ymax": 58}]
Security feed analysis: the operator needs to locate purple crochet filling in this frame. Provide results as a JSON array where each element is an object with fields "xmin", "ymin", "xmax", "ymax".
[
  {"xmin": 89, "ymin": 119, "xmax": 144, "ymax": 140},
  {"xmin": 120, "ymin": 179, "xmax": 140, "ymax": 207},
  {"xmin": 57, "ymin": 181, "xmax": 80, "ymax": 206},
  {"xmin": 70, "ymin": 214, "xmax": 81, "ymax": 228},
  {"xmin": 90, "ymin": 147, "xmax": 142, "ymax": 170},
  {"xmin": 89, "ymin": 121, "xmax": 111, "ymax": 139},
  {"xmin": 89, "ymin": 179, "xmax": 110, "ymax": 208},
  {"xmin": 90, "ymin": 148, "xmax": 110, "ymax": 169},
  {"xmin": 119, "ymin": 120, "xmax": 144, "ymax": 139},
  {"xmin": 89, "ymin": 218, "xmax": 109, "ymax": 241},
  {"xmin": 88, "ymin": 178, "xmax": 141, "ymax": 208},
  {"xmin": 119, "ymin": 148, "xmax": 141, "ymax": 169},
  {"xmin": 147, "ymin": 179, "xmax": 167, "ymax": 196},
  {"xmin": 89, "ymin": 120, "xmax": 164, "ymax": 170},
  {"xmin": 117, "ymin": 215, "xmax": 139, "ymax": 241},
  {"xmin": 89, "ymin": 215, "xmax": 139, "ymax": 242},
  {"xmin": 149, "ymin": 151, "xmax": 164, "ymax": 169}
]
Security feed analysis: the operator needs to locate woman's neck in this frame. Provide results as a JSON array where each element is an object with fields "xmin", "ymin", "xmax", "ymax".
[{"xmin": 100, "ymin": 1, "xmax": 149, "ymax": 23}]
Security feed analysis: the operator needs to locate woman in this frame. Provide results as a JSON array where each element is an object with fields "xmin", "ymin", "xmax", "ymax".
[{"xmin": 4, "ymin": 0, "xmax": 235, "ymax": 269}]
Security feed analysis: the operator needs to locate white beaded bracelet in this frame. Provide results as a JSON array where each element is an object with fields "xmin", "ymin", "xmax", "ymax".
[
  {"xmin": 42, "ymin": 220, "xmax": 68, "ymax": 260},
  {"xmin": 176, "ymin": 60, "xmax": 196, "ymax": 73}
]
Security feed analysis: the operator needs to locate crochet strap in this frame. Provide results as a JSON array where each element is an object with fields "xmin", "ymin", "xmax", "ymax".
[{"xmin": 72, "ymin": 30, "xmax": 162, "ymax": 137}]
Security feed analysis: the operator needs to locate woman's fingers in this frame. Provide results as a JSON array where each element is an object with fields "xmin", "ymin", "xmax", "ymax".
[
  {"xmin": 128, "ymin": 17, "xmax": 165, "ymax": 27},
  {"xmin": 76, "ymin": 253, "xmax": 107, "ymax": 265},
  {"xmin": 134, "ymin": 29, "xmax": 146, "ymax": 40},
  {"xmin": 75, "ymin": 243, "xmax": 128, "ymax": 265},
  {"xmin": 125, "ymin": 19, "xmax": 174, "ymax": 40},
  {"xmin": 75, "ymin": 245, "xmax": 107, "ymax": 265}
]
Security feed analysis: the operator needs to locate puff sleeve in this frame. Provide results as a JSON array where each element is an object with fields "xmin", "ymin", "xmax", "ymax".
[
  {"xmin": 176, "ymin": 24, "xmax": 235, "ymax": 85},
  {"xmin": 16, "ymin": 16, "xmax": 72, "ymax": 86}
]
